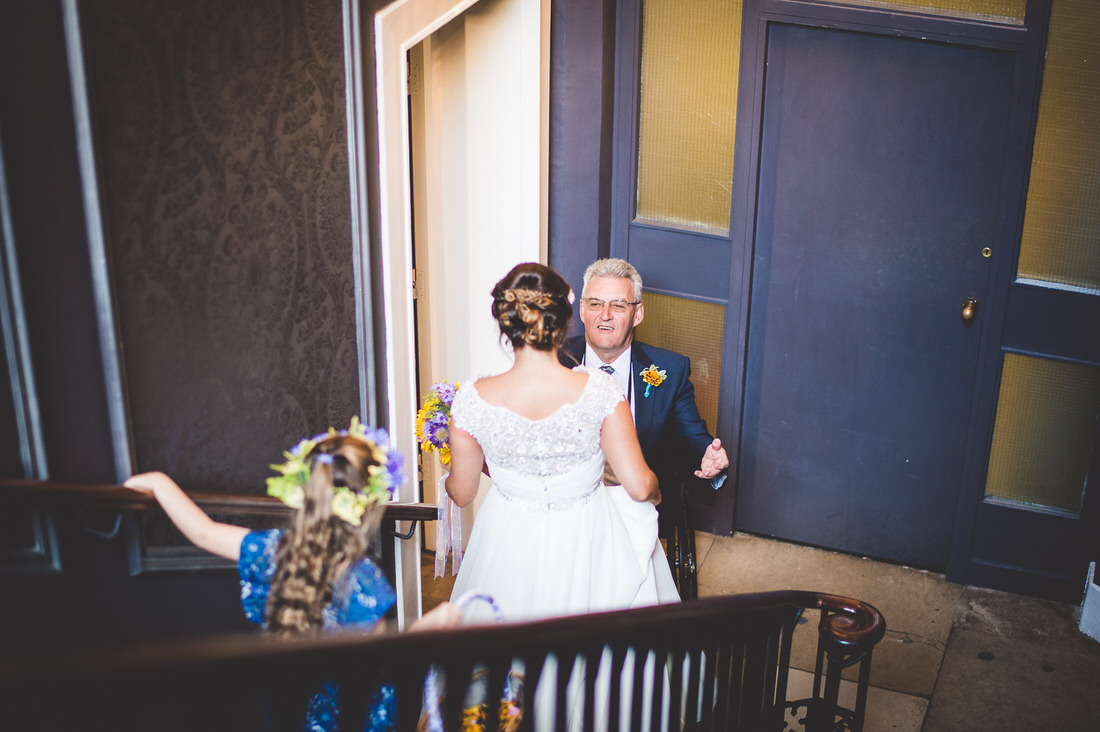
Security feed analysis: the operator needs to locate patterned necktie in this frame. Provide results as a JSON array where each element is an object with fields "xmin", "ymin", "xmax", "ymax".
[{"xmin": 599, "ymin": 364, "xmax": 615, "ymax": 375}]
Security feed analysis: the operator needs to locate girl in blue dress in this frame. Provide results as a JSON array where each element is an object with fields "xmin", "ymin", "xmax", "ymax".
[{"xmin": 125, "ymin": 419, "xmax": 460, "ymax": 731}]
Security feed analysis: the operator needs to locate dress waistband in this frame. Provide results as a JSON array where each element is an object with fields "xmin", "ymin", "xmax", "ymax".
[{"xmin": 494, "ymin": 483, "xmax": 599, "ymax": 512}]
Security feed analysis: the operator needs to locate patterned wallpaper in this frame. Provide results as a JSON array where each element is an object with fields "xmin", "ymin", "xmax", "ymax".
[{"xmin": 82, "ymin": 0, "xmax": 359, "ymax": 494}]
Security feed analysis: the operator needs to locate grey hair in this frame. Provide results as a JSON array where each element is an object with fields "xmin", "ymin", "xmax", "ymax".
[{"xmin": 581, "ymin": 258, "xmax": 643, "ymax": 302}]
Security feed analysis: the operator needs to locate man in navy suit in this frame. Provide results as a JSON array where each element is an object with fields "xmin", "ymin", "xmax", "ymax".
[{"xmin": 560, "ymin": 258, "xmax": 728, "ymax": 542}]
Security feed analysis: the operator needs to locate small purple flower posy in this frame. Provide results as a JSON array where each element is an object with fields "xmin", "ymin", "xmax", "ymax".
[{"xmin": 434, "ymin": 382, "xmax": 456, "ymax": 403}]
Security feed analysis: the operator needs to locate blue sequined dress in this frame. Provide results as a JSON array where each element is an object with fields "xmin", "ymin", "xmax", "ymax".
[{"xmin": 239, "ymin": 529, "xmax": 397, "ymax": 732}]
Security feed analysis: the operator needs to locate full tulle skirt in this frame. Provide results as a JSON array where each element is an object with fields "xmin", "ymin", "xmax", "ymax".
[
  {"xmin": 450, "ymin": 481, "xmax": 678, "ymax": 623},
  {"xmin": 449, "ymin": 459, "xmax": 679, "ymax": 731}
]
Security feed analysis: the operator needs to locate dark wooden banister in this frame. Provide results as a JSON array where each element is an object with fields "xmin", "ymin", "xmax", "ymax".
[
  {"xmin": 0, "ymin": 590, "xmax": 886, "ymax": 731},
  {"xmin": 0, "ymin": 478, "xmax": 437, "ymax": 523},
  {"xmin": 0, "ymin": 590, "xmax": 884, "ymax": 685},
  {"xmin": 1, "ymin": 481, "xmax": 887, "ymax": 729}
]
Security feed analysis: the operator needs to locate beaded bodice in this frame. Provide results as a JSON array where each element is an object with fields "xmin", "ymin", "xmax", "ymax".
[{"xmin": 451, "ymin": 366, "xmax": 623, "ymax": 481}]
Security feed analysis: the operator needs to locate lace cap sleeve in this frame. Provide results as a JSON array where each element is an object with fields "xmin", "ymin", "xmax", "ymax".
[
  {"xmin": 581, "ymin": 366, "xmax": 626, "ymax": 418},
  {"xmin": 449, "ymin": 379, "xmax": 481, "ymax": 437}
]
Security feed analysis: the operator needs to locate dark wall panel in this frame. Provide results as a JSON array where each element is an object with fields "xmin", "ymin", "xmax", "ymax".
[
  {"xmin": 0, "ymin": 329, "xmax": 21, "ymax": 479},
  {"xmin": 0, "ymin": 0, "xmax": 367, "ymax": 649},
  {"xmin": 548, "ymin": 0, "xmax": 618, "ymax": 335},
  {"xmin": 82, "ymin": 0, "xmax": 359, "ymax": 494},
  {"xmin": 0, "ymin": 0, "xmax": 117, "ymax": 483}
]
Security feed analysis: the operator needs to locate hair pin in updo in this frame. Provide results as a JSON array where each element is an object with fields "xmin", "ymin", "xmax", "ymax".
[{"xmin": 502, "ymin": 287, "xmax": 549, "ymax": 304}]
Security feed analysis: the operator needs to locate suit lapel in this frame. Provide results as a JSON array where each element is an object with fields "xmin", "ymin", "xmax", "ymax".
[
  {"xmin": 564, "ymin": 336, "xmax": 585, "ymax": 367},
  {"xmin": 631, "ymin": 343, "xmax": 659, "ymax": 452}
]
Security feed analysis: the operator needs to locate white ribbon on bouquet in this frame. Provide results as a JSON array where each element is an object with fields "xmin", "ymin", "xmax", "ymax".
[{"xmin": 434, "ymin": 471, "xmax": 463, "ymax": 578}]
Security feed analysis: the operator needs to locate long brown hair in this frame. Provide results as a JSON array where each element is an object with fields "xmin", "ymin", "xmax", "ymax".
[{"xmin": 265, "ymin": 435, "xmax": 387, "ymax": 638}]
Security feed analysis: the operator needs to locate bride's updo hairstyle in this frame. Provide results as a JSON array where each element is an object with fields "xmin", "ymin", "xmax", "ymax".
[{"xmin": 491, "ymin": 263, "xmax": 573, "ymax": 351}]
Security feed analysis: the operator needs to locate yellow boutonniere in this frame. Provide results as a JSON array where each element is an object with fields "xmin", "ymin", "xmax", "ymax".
[{"xmin": 640, "ymin": 364, "xmax": 666, "ymax": 397}]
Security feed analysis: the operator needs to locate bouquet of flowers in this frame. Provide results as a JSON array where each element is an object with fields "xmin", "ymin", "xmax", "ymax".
[
  {"xmin": 416, "ymin": 381, "xmax": 458, "ymax": 467},
  {"xmin": 416, "ymin": 381, "xmax": 462, "ymax": 578}
]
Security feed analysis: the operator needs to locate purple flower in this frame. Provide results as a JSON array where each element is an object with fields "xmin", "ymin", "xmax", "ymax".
[
  {"xmin": 433, "ymin": 382, "xmax": 456, "ymax": 404},
  {"xmin": 425, "ymin": 419, "xmax": 449, "ymax": 449},
  {"xmin": 385, "ymin": 447, "xmax": 404, "ymax": 496},
  {"xmin": 288, "ymin": 438, "xmax": 312, "ymax": 457}
]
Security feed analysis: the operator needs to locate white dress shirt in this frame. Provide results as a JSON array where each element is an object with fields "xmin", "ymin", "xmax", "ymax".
[
  {"xmin": 584, "ymin": 343, "xmax": 634, "ymax": 418},
  {"xmin": 583, "ymin": 341, "xmax": 725, "ymax": 490}
]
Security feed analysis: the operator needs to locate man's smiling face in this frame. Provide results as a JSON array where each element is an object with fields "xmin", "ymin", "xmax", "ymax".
[{"xmin": 581, "ymin": 275, "xmax": 644, "ymax": 363}]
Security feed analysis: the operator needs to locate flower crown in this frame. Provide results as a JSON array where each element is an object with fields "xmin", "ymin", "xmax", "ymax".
[{"xmin": 266, "ymin": 417, "xmax": 405, "ymax": 526}]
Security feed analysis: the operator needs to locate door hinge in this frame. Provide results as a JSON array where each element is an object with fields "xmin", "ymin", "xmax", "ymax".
[{"xmin": 408, "ymin": 60, "xmax": 421, "ymax": 97}]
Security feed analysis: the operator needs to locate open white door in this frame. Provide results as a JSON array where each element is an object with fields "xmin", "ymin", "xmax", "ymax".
[{"xmin": 372, "ymin": 0, "xmax": 549, "ymax": 626}]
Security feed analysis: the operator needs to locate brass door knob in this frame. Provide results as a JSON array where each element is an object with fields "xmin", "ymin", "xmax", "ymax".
[{"xmin": 961, "ymin": 297, "xmax": 979, "ymax": 327}]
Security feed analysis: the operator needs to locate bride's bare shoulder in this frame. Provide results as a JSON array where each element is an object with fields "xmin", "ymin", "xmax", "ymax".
[
  {"xmin": 471, "ymin": 371, "xmax": 524, "ymax": 403},
  {"xmin": 472, "ymin": 373, "xmax": 503, "ymax": 389},
  {"xmin": 561, "ymin": 366, "xmax": 594, "ymax": 400}
]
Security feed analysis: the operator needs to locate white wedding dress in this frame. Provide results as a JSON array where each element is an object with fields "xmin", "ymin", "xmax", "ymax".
[
  {"xmin": 449, "ymin": 365, "xmax": 680, "ymax": 622},
  {"xmin": 448, "ymin": 366, "xmax": 680, "ymax": 731}
]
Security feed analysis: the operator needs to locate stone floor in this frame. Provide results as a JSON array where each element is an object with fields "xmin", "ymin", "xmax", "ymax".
[{"xmin": 420, "ymin": 532, "xmax": 1100, "ymax": 731}]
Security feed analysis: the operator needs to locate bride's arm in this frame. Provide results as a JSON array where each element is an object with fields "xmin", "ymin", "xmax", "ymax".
[
  {"xmin": 444, "ymin": 423, "xmax": 484, "ymax": 508},
  {"xmin": 601, "ymin": 402, "xmax": 660, "ymax": 504}
]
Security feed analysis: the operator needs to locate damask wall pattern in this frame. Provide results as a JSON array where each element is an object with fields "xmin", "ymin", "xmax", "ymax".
[{"xmin": 82, "ymin": 0, "xmax": 359, "ymax": 494}]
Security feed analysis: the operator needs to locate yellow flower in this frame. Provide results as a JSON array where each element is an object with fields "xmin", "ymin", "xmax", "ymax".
[
  {"xmin": 461, "ymin": 704, "xmax": 487, "ymax": 730},
  {"xmin": 332, "ymin": 487, "xmax": 369, "ymax": 526},
  {"xmin": 640, "ymin": 364, "xmax": 666, "ymax": 397},
  {"xmin": 416, "ymin": 381, "xmax": 458, "ymax": 467},
  {"xmin": 415, "ymin": 410, "xmax": 428, "ymax": 442}
]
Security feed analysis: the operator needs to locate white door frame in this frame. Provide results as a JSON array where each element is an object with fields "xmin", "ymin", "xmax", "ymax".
[{"xmin": 369, "ymin": 0, "xmax": 548, "ymax": 625}]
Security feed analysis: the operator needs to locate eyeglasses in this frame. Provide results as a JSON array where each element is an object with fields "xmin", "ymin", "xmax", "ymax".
[{"xmin": 581, "ymin": 297, "xmax": 640, "ymax": 314}]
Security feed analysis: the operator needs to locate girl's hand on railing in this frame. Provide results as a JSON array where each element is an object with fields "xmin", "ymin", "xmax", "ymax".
[
  {"xmin": 123, "ymin": 471, "xmax": 180, "ymax": 498},
  {"xmin": 124, "ymin": 472, "xmax": 247, "ymax": 561}
]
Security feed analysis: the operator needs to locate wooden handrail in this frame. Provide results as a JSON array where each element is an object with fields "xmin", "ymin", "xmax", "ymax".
[
  {"xmin": 0, "ymin": 479, "xmax": 437, "ymax": 522},
  {"xmin": 0, "ymin": 590, "xmax": 887, "ymax": 731},
  {"xmin": 0, "ymin": 590, "xmax": 884, "ymax": 685}
]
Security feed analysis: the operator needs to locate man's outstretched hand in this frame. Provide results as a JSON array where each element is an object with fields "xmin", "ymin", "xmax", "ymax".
[{"xmin": 695, "ymin": 438, "xmax": 729, "ymax": 480}]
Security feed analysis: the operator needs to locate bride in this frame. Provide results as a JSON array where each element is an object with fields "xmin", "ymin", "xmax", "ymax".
[
  {"xmin": 445, "ymin": 262, "xmax": 680, "ymax": 621},
  {"xmin": 442, "ymin": 263, "xmax": 681, "ymax": 730}
]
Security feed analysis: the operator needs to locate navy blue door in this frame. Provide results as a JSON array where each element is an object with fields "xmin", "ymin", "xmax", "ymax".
[{"xmin": 736, "ymin": 24, "xmax": 1015, "ymax": 568}]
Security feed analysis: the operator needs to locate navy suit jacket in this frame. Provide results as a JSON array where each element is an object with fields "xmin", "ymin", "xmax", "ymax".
[{"xmin": 561, "ymin": 336, "xmax": 714, "ymax": 532}]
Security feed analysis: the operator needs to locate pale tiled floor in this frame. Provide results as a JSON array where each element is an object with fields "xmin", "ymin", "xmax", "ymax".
[
  {"xmin": 422, "ymin": 531, "xmax": 1100, "ymax": 731},
  {"xmin": 697, "ymin": 533, "xmax": 942, "ymax": 730},
  {"xmin": 694, "ymin": 532, "xmax": 1100, "ymax": 732}
]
